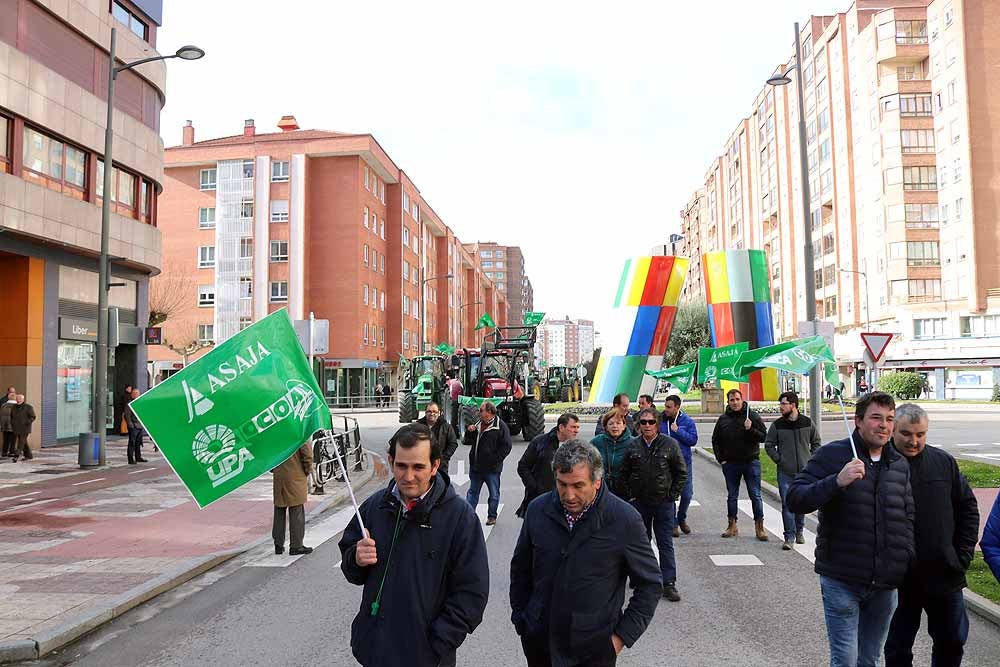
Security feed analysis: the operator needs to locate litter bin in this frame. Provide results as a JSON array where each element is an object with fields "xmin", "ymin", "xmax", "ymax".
[{"xmin": 79, "ymin": 432, "xmax": 102, "ymax": 467}]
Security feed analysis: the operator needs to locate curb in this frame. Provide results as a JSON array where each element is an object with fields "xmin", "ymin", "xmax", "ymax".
[{"xmin": 0, "ymin": 453, "xmax": 383, "ymax": 664}]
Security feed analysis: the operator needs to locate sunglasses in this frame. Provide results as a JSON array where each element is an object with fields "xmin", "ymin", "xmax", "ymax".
[{"xmin": 638, "ymin": 419, "xmax": 658, "ymax": 426}]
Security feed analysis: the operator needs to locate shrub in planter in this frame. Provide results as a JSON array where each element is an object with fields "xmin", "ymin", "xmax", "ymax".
[{"xmin": 876, "ymin": 371, "xmax": 924, "ymax": 400}]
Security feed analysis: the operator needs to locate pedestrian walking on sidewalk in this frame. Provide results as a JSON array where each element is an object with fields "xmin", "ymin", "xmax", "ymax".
[
  {"xmin": 660, "ymin": 395, "xmax": 698, "ymax": 537},
  {"xmin": 339, "ymin": 423, "xmax": 488, "ymax": 667},
  {"xmin": 416, "ymin": 402, "xmax": 458, "ymax": 471},
  {"xmin": 591, "ymin": 411, "xmax": 632, "ymax": 498},
  {"xmin": 516, "ymin": 413, "xmax": 580, "ymax": 518},
  {"xmin": 787, "ymin": 392, "xmax": 915, "ymax": 667},
  {"xmin": 124, "ymin": 388, "xmax": 148, "ymax": 464},
  {"xmin": 764, "ymin": 391, "xmax": 820, "ymax": 550},
  {"xmin": 983, "ymin": 492, "xmax": 1000, "ymax": 582},
  {"xmin": 510, "ymin": 440, "xmax": 661, "ymax": 667},
  {"xmin": 711, "ymin": 389, "xmax": 768, "ymax": 541},
  {"xmin": 0, "ymin": 390, "xmax": 16, "ymax": 458},
  {"xmin": 620, "ymin": 408, "xmax": 687, "ymax": 602},
  {"xmin": 11, "ymin": 394, "xmax": 35, "ymax": 462},
  {"xmin": 885, "ymin": 404, "xmax": 978, "ymax": 667},
  {"xmin": 595, "ymin": 393, "xmax": 637, "ymax": 437},
  {"xmin": 463, "ymin": 401, "xmax": 512, "ymax": 526},
  {"xmin": 272, "ymin": 440, "xmax": 314, "ymax": 556}
]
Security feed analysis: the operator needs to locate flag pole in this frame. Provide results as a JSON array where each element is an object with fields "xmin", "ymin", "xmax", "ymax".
[
  {"xmin": 326, "ymin": 429, "xmax": 366, "ymax": 534},
  {"xmin": 835, "ymin": 390, "xmax": 858, "ymax": 460}
]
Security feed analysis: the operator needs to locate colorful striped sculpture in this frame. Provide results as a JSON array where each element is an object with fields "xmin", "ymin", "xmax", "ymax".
[
  {"xmin": 589, "ymin": 256, "xmax": 689, "ymax": 404},
  {"xmin": 703, "ymin": 249, "xmax": 780, "ymax": 401}
]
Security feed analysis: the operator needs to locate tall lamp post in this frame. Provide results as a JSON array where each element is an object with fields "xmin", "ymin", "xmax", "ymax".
[
  {"xmin": 767, "ymin": 22, "xmax": 821, "ymax": 433},
  {"xmin": 93, "ymin": 28, "xmax": 204, "ymax": 459},
  {"xmin": 458, "ymin": 300, "xmax": 484, "ymax": 349},
  {"xmin": 420, "ymin": 270, "xmax": 453, "ymax": 354}
]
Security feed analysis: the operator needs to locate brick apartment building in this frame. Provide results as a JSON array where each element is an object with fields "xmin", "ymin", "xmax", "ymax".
[
  {"xmin": 679, "ymin": 0, "xmax": 1000, "ymax": 398},
  {"xmin": 462, "ymin": 242, "xmax": 534, "ymax": 326},
  {"xmin": 1, "ymin": 0, "xmax": 167, "ymax": 446},
  {"xmin": 148, "ymin": 117, "xmax": 508, "ymax": 403},
  {"xmin": 535, "ymin": 317, "xmax": 595, "ymax": 368}
]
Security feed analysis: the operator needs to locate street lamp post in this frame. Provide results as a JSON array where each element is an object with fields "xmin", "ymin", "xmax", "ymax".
[
  {"xmin": 458, "ymin": 300, "xmax": 484, "ymax": 349},
  {"xmin": 420, "ymin": 270, "xmax": 453, "ymax": 354},
  {"xmin": 93, "ymin": 28, "xmax": 204, "ymax": 460},
  {"xmin": 767, "ymin": 21, "xmax": 821, "ymax": 433}
]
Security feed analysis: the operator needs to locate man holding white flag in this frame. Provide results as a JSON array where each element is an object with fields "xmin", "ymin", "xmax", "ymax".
[{"xmin": 787, "ymin": 392, "xmax": 915, "ymax": 667}]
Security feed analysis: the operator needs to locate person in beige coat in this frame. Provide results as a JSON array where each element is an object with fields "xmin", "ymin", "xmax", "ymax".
[{"xmin": 272, "ymin": 441, "xmax": 314, "ymax": 556}]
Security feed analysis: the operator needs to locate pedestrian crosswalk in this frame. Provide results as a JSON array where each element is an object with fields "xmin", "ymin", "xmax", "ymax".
[
  {"xmin": 247, "ymin": 506, "xmax": 356, "ymax": 568},
  {"xmin": 476, "ymin": 503, "xmax": 505, "ymax": 541},
  {"xmin": 738, "ymin": 499, "xmax": 818, "ymax": 563}
]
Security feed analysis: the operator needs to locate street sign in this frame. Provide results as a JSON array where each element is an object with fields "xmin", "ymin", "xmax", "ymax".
[
  {"xmin": 144, "ymin": 327, "xmax": 163, "ymax": 345},
  {"xmin": 577, "ymin": 365, "xmax": 588, "ymax": 379},
  {"xmin": 293, "ymin": 318, "xmax": 329, "ymax": 355},
  {"xmin": 798, "ymin": 320, "xmax": 835, "ymax": 353},
  {"xmin": 861, "ymin": 332, "xmax": 892, "ymax": 363}
]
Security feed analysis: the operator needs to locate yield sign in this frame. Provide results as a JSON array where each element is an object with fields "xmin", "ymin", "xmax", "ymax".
[{"xmin": 861, "ymin": 332, "xmax": 893, "ymax": 363}]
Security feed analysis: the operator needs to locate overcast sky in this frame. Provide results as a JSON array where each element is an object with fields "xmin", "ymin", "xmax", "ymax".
[{"xmin": 157, "ymin": 0, "xmax": 844, "ymax": 339}]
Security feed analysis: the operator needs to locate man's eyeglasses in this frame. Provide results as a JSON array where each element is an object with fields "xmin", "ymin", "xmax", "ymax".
[
  {"xmin": 638, "ymin": 419, "xmax": 657, "ymax": 426},
  {"xmin": 426, "ymin": 410, "xmax": 440, "ymax": 414}
]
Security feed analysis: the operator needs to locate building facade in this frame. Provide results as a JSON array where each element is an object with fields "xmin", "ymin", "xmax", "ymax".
[
  {"xmin": 679, "ymin": 0, "xmax": 1000, "ymax": 398},
  {"xmin": 535, "ymin": 317, "xmax": 595, "ymax": 368},
  {"xmin": 0, "ymin": 0, "xmax": 166, "ymax": 446},
  {"xmin": 463, "ymin": 242, "xmax": 534, "ymax": 326},
  {"xmin": 150, "ymin": 117, "xmax": 507, "ymax": 403}
]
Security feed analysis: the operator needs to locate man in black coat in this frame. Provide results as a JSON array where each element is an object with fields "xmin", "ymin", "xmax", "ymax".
[
  {"xmin": 619, "ymin": 407, "xmax": 687, "ymax": 602},
  {"xmin": 416, "ymin": 402, "xmax": 459, "ymax": 471},
  {"xmin": 884, "ymin": 404, "xmax": 979, "ymax": 667},
  {"xmin": 594, "ymin": 393, "xmax": 637, "ymax": 437},
  {"xmin": 787, "ymin": 392, "xmax": 915, "ymax": 667},
  {"xmin": 339, "ymin": 424, "xmax": 488, "ymax": 667},
  {"xmin": 510, "ymin": 439, "xmax": 661, "ymax": 667},
  {"xmin": 515, "ymin": 413, "xmax": 580, "ymax": 518},
  {"xmin": 712, "ymin": 388, "xmax": 768, "ymax": 540},
  {"xmin": 11, "ymin": 394, "xmax": 36, "ymax": 462},
  {"xmin": 463, "ymin": 401, "xmax": 512, "ymax": 526}
]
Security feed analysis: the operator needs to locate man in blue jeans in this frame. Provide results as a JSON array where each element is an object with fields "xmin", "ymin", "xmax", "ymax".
[
  {"xmin": 660, "ymin": 395, "xmax": 697, "ymax": 537},
  {"xmin": 711, "ymin": 389, "xmax": 768, "ymax": 541},
  {"xmin": 463, "ymin": 401, "xmax": 512, "ymax": 526},
  {"xmin": 764, "ymin": 391, "xmax": 820, "ymax": 550},
  {"xmin": 788, "ymin": 392, "xmax": 915, "ymax": 667}
]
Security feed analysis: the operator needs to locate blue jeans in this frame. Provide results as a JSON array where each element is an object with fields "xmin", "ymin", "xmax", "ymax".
[
  {"xmin": 676, "ymin": 446, "xmax": 694, "ymax": 525},
  {"xmin": 777, "ymin": 470, "xmax": 805, "ymax": 541},
  {"xmin": 466, "ymin": 470, "xmax": 501, "ymax": 519},
  {"xmin": 633, "ymin": 500, "xmax": 676, "ymax": 585},
  {"xmin": 820, "ymin": 575, "xmax": 898, "ymax": 667},
  {"xmin": 884, "ymin": 586, "xmax": 968, "ymax": 667},
  {"xmin": 722, "ymin": 460, "xmax": 764, "ymax": 521}
]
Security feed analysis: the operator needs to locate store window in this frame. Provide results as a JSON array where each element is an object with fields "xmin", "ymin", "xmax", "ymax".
[{"xmin": 56, "ymin": 341, "xmax": 96, "ymax": 440}]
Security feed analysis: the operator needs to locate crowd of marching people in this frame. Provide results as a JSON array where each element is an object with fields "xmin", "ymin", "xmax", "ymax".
[{"xmin": 336, "ymin": 388, "xmax": 1000, "ymax": 667}]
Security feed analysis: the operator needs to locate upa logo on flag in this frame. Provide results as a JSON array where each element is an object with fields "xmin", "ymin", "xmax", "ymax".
[{"xmin": 191, "ymin": 424, "xmax": 255, "ymax": 489}]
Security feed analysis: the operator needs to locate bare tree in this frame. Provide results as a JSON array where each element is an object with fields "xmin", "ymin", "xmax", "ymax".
[
  {"xmin": 149, "ymin": 260, "xmax": 197, "ymax": 327},
  {"xmin": 166, "ymin": 338, "xmax": 213, "ymax": 365}
]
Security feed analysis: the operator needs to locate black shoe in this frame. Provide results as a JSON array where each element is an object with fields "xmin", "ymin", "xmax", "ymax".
[
  {"xmin": 289, "ymin": 546, "xmax": 313, "ymax": 555},
  {"xmin": 663, "ymin": 584, "xmax": 681, "ymax": 602},
  {"xmin": 275, "ymin": 545, "xmax": 284, "ymax": 555},
  {"xmin": 136, "ymin": 458, "xmax": 148, "ymax": 463},
  {"xmin": 128, "ymin": 460, "xmax": 136, "ymax": 465},
  {"xmin": 486, "ymin": 517, "xmax": 497, "ymax": 526}
]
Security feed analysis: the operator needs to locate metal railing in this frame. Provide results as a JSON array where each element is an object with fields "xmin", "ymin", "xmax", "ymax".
[
  {"xmin": 326, "ymin": 394, "xmax": 396, "ymax": 410},
  {"xmin": 312, "ymin": 415, "xmax": 364, "ymax": 488}
]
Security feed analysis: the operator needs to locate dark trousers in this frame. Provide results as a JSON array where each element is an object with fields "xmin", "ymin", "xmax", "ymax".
[
  {"xmin": 633, "ymin": 500, "xmax": 677, "ymax": 585},
  {"xmin": 272, "ymin": 505, "xmax": 305, "ymax": 549},
  {"xmin": 2, "ymin": 431, "xmax": 14, "ymax": 457},
  {"xmin": 722, "ymin": 460, "xmax": 764, "ymax": 520},
  {"xmin": 885, "ymin": 586, "xmax": 968, "ymax": 667},
  {"xmin": 13, "ymin": 433, "xmax": 32, "ymax": 460},
  {"xmin": 520, "ymin": 636, "xmax": 617, "ymax": 667},
  {"xmin": 127, "ymin": 428, "xmax": 143, "ymax": 463}
]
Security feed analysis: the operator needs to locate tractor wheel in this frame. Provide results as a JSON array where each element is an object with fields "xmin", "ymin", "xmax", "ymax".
[
  {"xmin": 560, "ymin": 385, "xmax": 571, "ymax": 402},
  {"xmin": 521, "ymin": 398, "xmax": 546, "ymax": 441},
  {"xmin": 399, "ymin": 392, "xmax": 418, "ymax": 423},
  {"xmin": 460, "ymin": 404, "xmax": 479, "ymax": 434},
  {"xmin": 573, "ymin": 382, "xmax": 581, "ymax": 402}
]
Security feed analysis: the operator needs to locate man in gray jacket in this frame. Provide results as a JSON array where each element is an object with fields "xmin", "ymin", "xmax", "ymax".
[{"xmin": 764, "ymin": 391, "xmax": 820, "ymax": 550}]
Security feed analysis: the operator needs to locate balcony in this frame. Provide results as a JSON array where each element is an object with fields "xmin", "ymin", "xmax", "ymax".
[{"xmin": 877, "ymin": 21, "xmax": 929, "ymax": 65}]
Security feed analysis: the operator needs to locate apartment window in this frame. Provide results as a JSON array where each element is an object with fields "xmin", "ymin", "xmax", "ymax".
[
  {"xmin": 955, "ymin": 198, "xmax": 964, "ymax": 222},
  {"xmin": 896, "ymin": 20, "xmax": 928, "ymax": 44},
  {"xmin": 899, "ymin": 94, "xmax": 933, "ymax": 117},
  {"xmin": 363, "ymin": 206, "xmax": 369, "ymax": 229},
  {"xmin": 953, "ymin": 158, "xmax": 962, "ymax": 183},
  {"xmin": 402, "ymin": 261, "xmax": 410, "ymax": 280},
  {"xmin": 379, "ymin": 254, "xmax": 385, "ymax": 274},
  {"xmin": 903, "ymin": 166, "xmax": 937, "ymax": 190},
  {"xmin": 0, "ymin": 115, "xmax": 9, "ymax": 173},
  {"xmin": 269, "ymin": 281, "xmax": 288, "ymax": 303},
  {"xmin": 371, "ymin": 214, "xmax": 378, "ymax": 235},
  {"xmin": 482, "ymin": 261, "xmax": 494, "ymax": 269},
  {"xmin": 960, "ymin": 315, "xmax": 1000, "ymax": 338},
  {"xmin": 803, "ymin": 61, "xmax": 814, "ymax": 85},
  {"xmin": 22, "ymin": 128, "xmax": 87, "ymax": 198},
  {"xmin": 823, "ymin": 265, "xmax": 836, "ymax": 287},
  {"xmin": 271, "ymin": 161, "xmax": 289, "ymax": 182},
  {"xmin": 380, "ymin": 327, "xmax": 385, "ymax": 347},
  {"xmin": 239, "ymin": 277, "xmax": 252, "ymax": 299},
  {"xmin": 239, "ymin": 199, "xmax": 254, "ymax": 219},
  {"xmin": 197, "ymin": 286, "xmax": 215, "ymax": 307},
  {"xmin": 808, "ymin": 149, "xmax": 818, "ymax": 173},
  {"xmin": 239, "ymin": 318, "xmax": 252, "ymax": 331},
  {"xmin": 823, "ymin": 233, "xmax": 835, "ymax": 255},
  {"xmin": 380, "ymin": 181, "xmax": 385, "ymax": 204},
  {"xmin": 950, "ymin": 120, "xmax": 961, "ymax": 144},
  {"xmin": 270, "ymin": 240, "xmax": 289, "ymax": 262},
  {"xmin": 820, "ymin": 139, "xmax": 831, "ymax": 162},
  {"xmin": 112, "ymin": 1, "xmax": 148, "ymax": 40},
  {"xmin": 818, "ymin": 109, "xmax": 829, "ymax": 133},
  {"xmin": 363, "ymin": 284, "xmax": 369, "ymax": 305},
  {"xmin": 897, "ymin": 64, "xmax": 926, "ymax": 81},
  {"xmin": 199, "ymin": 207, "xmax": 216, "ymax": 229},
  {"xmin": 270, "ymin": 200, "xmax": 289, "ymax": 222},
  {"xmin": 824, "ymin": 296, "xmax": 838, "ymax": 317},
  {"xmin": 900, "ymin": 129, "xmax": 935, "ymax": 153},
  {"xmin": 364, "ymin": 167, "xmax": 370, "ymax": 191},
  {"xmin": 200, "ymin": 168, "xmax": 217, "ymax": 190},
  {"xmin": 412, "ymin": 203, "xmax": 419, "ymax": 220},
  {"xmin": 403, "ymin": 330, "xmax": 409, "ymax": 350},
  {"xmin": 403, "ymin": 227, "xmax": 410, "ymax": 246},
  {"xmin": 239, "ymin": 237, "xmax": 253, "ymax": 259},
  {"xmin": 363, "ymin": 244, "xmax": 369, "ymax": 266},
  {"xmin": 495, "ymin": 261, "xmax": 505, "ymax": 269},
  {"xmin": 816, "ymin": 77, "xmax": 827, "ymax": 102},
  {"xmin": 197, "ymin": 324, "xmax": 214, "ymax": 344},
  {"xmin": 807, "ymin": 121, "xmax": 817, "ymax": 145},
  {"xmin": 485, "ymin": 272, "xmax": 494, "ymax": 279},
  {"xmin": 403, "ymin": 295, "xmax": 410, "ymax": 314},
  {"xmin": 814, "ymin": 268, "xmax": 823, "ymax": 291},
  {"xmin": 907, "ymin": 241, "xmax": 940, "ymax": 266},
  {"xmin": 402, "ymin": 192, "xmax": 410, "ymax": 214},
  {"xmin": 811, "ymin": 209, "xmax": 822, "ymax": 232},
  {"xmin": 198, "ymin": 246, "xmax": 215, "ymax": 268},
  {"xmin": 821, "ymin": 168, "xmax": 833, "ymax": 192},
  {"xmin": 379, "ymin": 219, "xmax": 385, "ymax": 239},
  {"xmin": 380, "ymin": 292, "xmax": 385, "ymax": 311},
  {"xmin": 905, "ymin": 203, "xmax": 939, "ymax": 228},
  {"xmin": 914, "ymin": 318, "xmax": 946, "ymax": 339},
  {"xmin": 948, "ymin": 80, "xmax": 957, "ymax": 105},
  {"xmin": 908, "ymin": 279, "xmax": 942, "ymax": 301},
  {"xmin": 363, "ymin": 323, "xmax": 369, "ymax": 345}
]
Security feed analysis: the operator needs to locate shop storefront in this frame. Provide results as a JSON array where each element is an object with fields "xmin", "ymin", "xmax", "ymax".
[
  {"xmin": 320, "ymin": 359, "xmax": 390, "ymax": 408},
  {"xmin": 881, "ymin": 357, "xmax": 1000, "ymax": 400}
]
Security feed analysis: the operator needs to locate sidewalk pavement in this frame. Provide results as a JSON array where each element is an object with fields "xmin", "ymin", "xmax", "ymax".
[{"xmin": 0, "ymin": 439, "xmax": 382, "ymax": 663}]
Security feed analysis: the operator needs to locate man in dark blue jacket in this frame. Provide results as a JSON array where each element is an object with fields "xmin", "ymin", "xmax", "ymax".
[
  {"xmin": 660, "ymin": 395, "xmax": 698, "ymax": 536},
  {"xmin": 787, "ymin": 392, "xmax": 915, "ymax": 667},
  {"xmin": 516, "ymin": 413, "xmax": 580, "ymax": 518},
  {"xmin": 510, "ymin": 439, "xmax": 661, "ymax": 667},
  {"xmin": 339, "ymin": 424, "xmax": 489, "ymax": 667},
  {"xmin": 884, "ymin": 404, "xmax": 979, "ymax": 667},
  {"xmin": 594, "ymin": 393, "xmax": 637, "ymax": 437}
]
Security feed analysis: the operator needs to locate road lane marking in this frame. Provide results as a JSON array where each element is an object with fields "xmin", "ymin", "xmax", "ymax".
[
  {"xmin": 955, "ymin": 444, "xmax": 985, "ymax": 448},
  {"xmin": 688, "ymin": 500, "xmax": 701, "ymax": 507},
  {"xmin": 246, "ymin": 506, "xmax": 356, "ymax": 568},
  {"xmin": 0, "ymin": 498, "xmax": 59, "ymax": 514},
  {"xmin": 738, "ymin": 499, "xmax": 817, "ymax": 563},
  {"xmin": 475, "ymin": 503, "xmax": 505, "ymax": 541},
  {"xmin": 1, "ymin": 491, "xmax": 40, "ymax": 501},
  {"xmin": 128, "ymin": 468, "xmax": 158, "ymax": 474},
  {"xmin": 450, "ymin": 460, "xmax": 469, "ymax": 487},
  {"xmin": 968, "ymin": 454, "xmax": 1000, "ymax": 461},
  {"xmin": 710, "ymin": 554, "xmax": 763, "ymax": 566},
  {"xmin": 71, "ymin": 478, "xmax": 105, "ymax": 486}
]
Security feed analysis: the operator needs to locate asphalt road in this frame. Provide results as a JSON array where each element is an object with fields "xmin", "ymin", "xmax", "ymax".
[{"xmin": 29, "ymin": 412, "xmax": 1000, "ymax": 666}]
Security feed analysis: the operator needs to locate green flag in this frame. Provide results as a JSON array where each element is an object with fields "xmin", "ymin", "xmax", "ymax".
[
  {"xmin": 523, "ymin": 311, "xmax": 546, "ymax": 326},
  {"xmin": 644, "ymin": 362, "xmax": 697, "ymax": 393},
  {"xmin": 697, "ymin": 342, "xmax": 750, "ymax": 384},
  {"xmin": 458, "ymin": 395, "xmax": 502, "ymax": 408},
  {"xmin": 130, "ymin": 310, "xmax": 332, "ymax": 509},
  {"xmin": 475, "ymin": 312, "xmax": 496, "ymax": 330},
  {"xmin": 434, "ymin": 342, "xmax": 455, "ymax": 355},
  {"xmin": 734, "ymin": 336, "xmax": 840, "ymax": 387}
]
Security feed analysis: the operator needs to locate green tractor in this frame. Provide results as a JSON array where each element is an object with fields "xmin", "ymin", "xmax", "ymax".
[
  {"xmin": 452, "ymin": 326, "xmax": 546, "ymax": 441},
  {"xmin": 398, "ymin": 355, "xmax": 449, "ymax": 423},
  {"xmin": 543, "ymin": 366, "xmax": 582, "ymax": 403}
]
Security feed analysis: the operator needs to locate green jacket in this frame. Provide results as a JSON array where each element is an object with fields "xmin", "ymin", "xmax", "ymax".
[{"xmin": 591, "ymin": 431, "xmax": 633, "ymax": 497}]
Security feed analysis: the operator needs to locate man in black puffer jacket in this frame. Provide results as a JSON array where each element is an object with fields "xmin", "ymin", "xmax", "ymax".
[
  {"xmin": 787, "ymin": 392, "xmax": 915, "ymax": 667},
  {"xmin": 712, "ymin": 389, "xmax": 769, "ymax": 540},
  {"xmin": 515, "ymin": 413, "xmax": 580, "ymax": 518}
]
